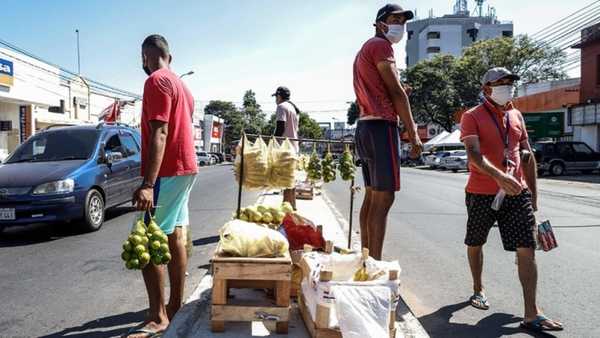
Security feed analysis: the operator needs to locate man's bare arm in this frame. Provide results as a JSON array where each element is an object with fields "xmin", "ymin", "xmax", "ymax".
[
  {"xmin": 520, "ymin": 140, "xmax": 538, "ymax": 210},
  {"xmin": 464, "ymin": 136, "xmax": 522, "ymax": 195},
  {"xmin": 376, "ymin": 61, "xmax": 417, "ymax": 137},
  {"xmin": 144, "ymin": 120, "xmax": 169, "ymax": 185}
]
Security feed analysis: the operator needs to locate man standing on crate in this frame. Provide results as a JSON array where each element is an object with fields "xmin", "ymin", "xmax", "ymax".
[
  {"xmin": 353, "ymin": 4, "xmax": 422, "ymax": 260},
  {"xmin": 460, "ymin": 67, "xmax": 563, "ymax": 332},
  {"xmin": 273, "ymin": 86, "xmax": 300, "ymax": 210},
  {"xmin": 129, "ymin": 34, "xmax": 198, "ymax": 338}
]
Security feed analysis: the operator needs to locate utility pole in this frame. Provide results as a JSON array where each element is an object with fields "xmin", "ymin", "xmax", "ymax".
[{"xmin": 75, "ymin": 29, "xmax": 81, "ymax": 74}]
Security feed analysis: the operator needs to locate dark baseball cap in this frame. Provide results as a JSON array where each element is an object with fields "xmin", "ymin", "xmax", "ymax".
[
  {"xmin": 481, "ymin": 67, "xmax": 520, "ymax": 85},
  {"xmin": 271, "ymin": 86, "xmax": 291, "ymax": 98},
  {"xmin": 376, "ymin": 4, "xmax": 414, "ymax": 22}
]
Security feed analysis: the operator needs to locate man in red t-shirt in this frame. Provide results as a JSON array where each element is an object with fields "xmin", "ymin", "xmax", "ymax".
[
  {"xmin": 460, "ymin": 67, "xmax": 562, "ymax": 332},
  {"xmin": 129, "ymin": 34, "xmax": 198, "ymax": 337},
  {"xmin": 353, "ymin": 4, "xmax": 422, "ymax": 260}
]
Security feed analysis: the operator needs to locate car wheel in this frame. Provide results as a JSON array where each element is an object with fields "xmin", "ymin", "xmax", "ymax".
[
  {"xmin": 550, "ymin": 162, "xmax": 565, "ymax": 176},
  {"xmin": 199, "ymin": 161, "xmax": 206, "ymax": 166},
  {"xmin": 537, "ymin": 170, "xmax": 545, "ymax": 176},
  {"xmin": 83, "ymin": 189, "xmax": 105, "ymax": 232},
  {"xmin": 452, "ymin": 169, "xmax": 458, "ymax": 173}
]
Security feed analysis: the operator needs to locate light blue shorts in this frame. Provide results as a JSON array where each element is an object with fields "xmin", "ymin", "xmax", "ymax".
[{"xmin": 147, "ymin": 175, "xmax": 196, "ymax": 235}]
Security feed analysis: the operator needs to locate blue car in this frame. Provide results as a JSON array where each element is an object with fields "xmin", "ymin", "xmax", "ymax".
[{"xmin": 0, "ymin": 123, "xmax": 142, "ymax": 232}]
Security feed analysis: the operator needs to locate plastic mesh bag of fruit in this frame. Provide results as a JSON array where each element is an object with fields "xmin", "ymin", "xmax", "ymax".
[
  {"xmin": 121, "ymin": 212, "xmax": 171, "ymax": 270},
  {"xmin": 218, "ymin": 219, "xmax": 289, "ymax": 258},
  {"xmin": 281, "ymin": 212, "xmax": 325, "ymax": 251},
  {"xmin": 268, "ymin": 137, "xmax": 298, "ymax": 189},
  {"xmin": 234, "ymin": 135, "xmax": 269, "ymax": 190}
]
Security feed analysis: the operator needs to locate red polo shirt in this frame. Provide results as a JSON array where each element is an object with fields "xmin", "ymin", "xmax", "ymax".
[
  {"xmin": 141, "ymin": 68, "xmax": 198, "ymax": 178},
  {"xmin": 460, "ymin": 100, "xmax": 529, "ymax": 195},
  {"xmin": 353, "ymin": 37, "xmax": 397, "ymax": 122}
]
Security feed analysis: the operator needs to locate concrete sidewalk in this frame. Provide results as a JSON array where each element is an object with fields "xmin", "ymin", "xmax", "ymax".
[{"xmin": 164, "ymin": 190, "xmax": 429, "ymax": 338}]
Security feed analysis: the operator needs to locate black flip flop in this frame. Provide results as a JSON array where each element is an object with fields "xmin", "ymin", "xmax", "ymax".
[
  {"xmin": 520, "ymin": 315, "xmax": 564, "ymax": 332},
  {"xmin": 124, "ymin": 324, "xmax": 164, "ymax": 338}
]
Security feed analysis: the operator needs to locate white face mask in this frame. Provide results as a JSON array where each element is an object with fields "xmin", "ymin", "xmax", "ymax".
[
  {"xmin": 383, "ymin": 23, "xmax": 405, "ymax": 44},
  {"xmin": 489, "ymin": 85, "xmax": 515, "ymax": 106}
]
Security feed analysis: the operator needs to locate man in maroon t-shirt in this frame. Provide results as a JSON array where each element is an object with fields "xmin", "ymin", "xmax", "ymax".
[
  {"xmin": 353, "ymin": 4, "xmax": 422, "ymax": 260},
  {"xmin": 129, "ymin": 35, "xmax": 198, "ymax": 337}
]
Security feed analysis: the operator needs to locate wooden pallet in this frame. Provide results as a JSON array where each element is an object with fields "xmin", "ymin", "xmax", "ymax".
[{"xmin": 210, "ymin": 250, "xmax": 292, "ymax": 334}]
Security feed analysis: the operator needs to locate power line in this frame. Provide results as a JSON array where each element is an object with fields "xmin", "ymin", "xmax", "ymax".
[{"xmin": 532, "ymin": 0, "xmax": 600, "ymax": 39}]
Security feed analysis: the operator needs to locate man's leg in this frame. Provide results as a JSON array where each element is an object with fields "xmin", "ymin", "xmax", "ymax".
[
  {"xmin": 467, "ymin": 245, "xmax": 484, "ymax": 295},
  {"xmin": 366, "ymin": 190, "xmax": 394, "ymax": 260},
  {"xmin": 129, "ymin": 264, "xmax": 169, "ymax": 337},
  {"xmin": 166, "ymin": 227, "xmax": 187, "ymax": 320},
  {"xmin": 516, "ymin": 247, "xmax": 538, "ymax": 320},
  {"xmin": 359, "ymin": 187, "xmax": 373, "ymax": 250}
]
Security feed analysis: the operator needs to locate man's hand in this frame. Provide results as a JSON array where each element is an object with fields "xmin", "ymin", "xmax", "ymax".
[
  {"xmin": 133, "ymin": 187, "xmax": 154, "ymax": 211},
  {"xmin": 496, "ymin": 173, "xmax": 523, "ymax": 196},
  {"xmin": 409, "ymin": 136, "xmax": 423, "ymax": 159}
]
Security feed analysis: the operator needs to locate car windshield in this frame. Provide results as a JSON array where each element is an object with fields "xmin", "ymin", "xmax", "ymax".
[{"xmin": 5, "ymin": 129, "xmax": 100, "ymax": 164}]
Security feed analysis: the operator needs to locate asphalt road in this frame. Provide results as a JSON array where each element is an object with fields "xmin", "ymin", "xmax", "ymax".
[
  {"xmin": 0, "ymin": 163, "xmax": 259, "ymax": 338},
  {"xmin": 323, "ymin": 167, "xmax": 600, "ymax": 338}
]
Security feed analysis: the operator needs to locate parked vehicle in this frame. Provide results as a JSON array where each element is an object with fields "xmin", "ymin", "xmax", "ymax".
[
  {"xmin": 534, "ymin": 141, "xmax": 600, "ymax": 176},
  {"xmin": 196, "ymin": 151, "xmax": 214, "ymax": 166},
  {"xmin": 424, "ymin": 151, "xmax": 451, "ymax": 169},
  {"xmin": 209, "ymin": 152, "xmax": 225, "ymax": 163},
  {"xmin": 0, "ymin": 123, "xmax": 142, "ymax": 232},
  {"xmin": 440, "ymin": 150, "xmax": 468, "ymax": 172}
]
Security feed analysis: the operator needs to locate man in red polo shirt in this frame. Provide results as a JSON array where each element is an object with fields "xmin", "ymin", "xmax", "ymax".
[
  {"xmin": 129, "ymin": 34, "xmax": 198, "ymax": 338},
  {"xmin": 460, "ymin": 67, "xmax": 563, "ymax": 332},
  {"xmin": 353, "ymin": 3, "xmax": 422, "ymax": 260}
]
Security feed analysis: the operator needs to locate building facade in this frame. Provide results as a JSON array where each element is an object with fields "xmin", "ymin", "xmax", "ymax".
[
  {"xmin": 406, "ymin": 9, "xmax": 513, "ymax": 67},
  {"xmin": 0, "ymin": 47, "xmax": 140, "ymax": 161},
  {"xmin": 570, "ymin": 23, "xmax": 600, "ymax": 151}
]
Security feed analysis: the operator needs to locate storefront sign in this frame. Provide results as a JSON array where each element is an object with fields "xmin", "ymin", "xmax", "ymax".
[
  {"xmin": 0, "ymin": 58, "xmax": 14, "ymax": 87},
  {"xmin": 523, "ymin": 112, "xmax": 563, "ymax": 140},
  {"xmin": 18, "ymin": 106, "xmax": 32, "ymax": 143},
  {"xmin": 211, "ymin": 122, "xmax": 222, "ymax": 139}
]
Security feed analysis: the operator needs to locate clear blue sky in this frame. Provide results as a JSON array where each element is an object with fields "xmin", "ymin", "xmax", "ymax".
[{"xmin": 2, "ymin": 0, "xmax": 586, "ymax": 121}]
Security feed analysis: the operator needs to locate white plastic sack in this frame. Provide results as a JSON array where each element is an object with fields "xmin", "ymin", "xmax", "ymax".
[
  {"xmin": 331, "ymin": 285, "xmax": 391, "ymax": 338},
  {"xmin": 218, "ymin": 219, "xmax": 289, "ymax": 258}
]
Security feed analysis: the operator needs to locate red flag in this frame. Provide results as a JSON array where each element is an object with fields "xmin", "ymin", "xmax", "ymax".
[{"xmin": 99, "ymin": 100, "xmax": 120, "ymax": 122}]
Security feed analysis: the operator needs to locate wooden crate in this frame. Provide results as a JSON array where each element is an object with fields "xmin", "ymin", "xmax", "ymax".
[
  {"xmin": 210, "ymin": 250, "xmax": 292, "ymax": 334},
  {"xmin": 297, "ymin": 248, "xmax": 398, "ymax": 338}
]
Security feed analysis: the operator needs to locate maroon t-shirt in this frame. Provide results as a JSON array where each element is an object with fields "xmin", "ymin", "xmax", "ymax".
[
  {"xmin": 141, "ymin": 68, "xmax": 198, "ymax": 177},
  {"xmin": 353, "ymin": 37, "xmax": 397, "ymax": 121}
]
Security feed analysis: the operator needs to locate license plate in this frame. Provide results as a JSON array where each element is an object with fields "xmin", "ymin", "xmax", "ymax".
[{"xmin": 0, "ymin": 208, "xmax": 15, "ymax": 220}]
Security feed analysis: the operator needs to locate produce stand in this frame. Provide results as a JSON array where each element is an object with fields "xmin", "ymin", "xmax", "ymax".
[
  {"xmin": 210, "ymin": 245, "xmax": 293, "ymax": 334},
  {"xmin": 238, "ymin": 133, "xmax": 357, "ymax": 249}
]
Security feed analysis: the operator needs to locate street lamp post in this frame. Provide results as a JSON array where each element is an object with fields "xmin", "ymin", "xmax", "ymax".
[
  {"xmin": 180, "ymin": 70, "xmax": 195, "ymax": 79},
  {"xmin": 75, "ymin": 29, "xmax": 81, "ymax": 74}
]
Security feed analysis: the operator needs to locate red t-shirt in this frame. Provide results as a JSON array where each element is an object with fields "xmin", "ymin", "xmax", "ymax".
[
  {"xmin": 141, "ymin": 68, "xmax": 198, "ymax": 177},
  {"xmin": 353, "ymin": 37, "xmax": 397, "ymax": 122},
  {"xmin": 460, "ymin": 100, "xmax": 529, "ymax": 195}
]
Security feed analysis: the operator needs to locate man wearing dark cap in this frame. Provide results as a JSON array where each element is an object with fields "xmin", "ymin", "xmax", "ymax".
[
  {"xmin": 273, "ymin": 86, "xmax": 300, "ymax": 209},
  {"xmin": 353, "ymin": 4, "xmax": 422, "ymax": 260},
  {"xmin": 460, "ymin": 67, "xmax": 563, "ymax": 332}
]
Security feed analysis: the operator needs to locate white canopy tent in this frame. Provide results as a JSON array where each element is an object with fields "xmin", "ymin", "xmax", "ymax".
[
  {"xmin": 429, "ymin": 130, "xmax": 464, "ymax": 150},
  {"xmin": 423, "ymin": 131, "xmax": 450, "ymax": 151}
]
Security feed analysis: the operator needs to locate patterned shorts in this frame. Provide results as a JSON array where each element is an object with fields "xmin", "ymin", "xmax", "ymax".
[{"xmin": 465, "ymin": 190, "xmax": 536, "ymax": 251}]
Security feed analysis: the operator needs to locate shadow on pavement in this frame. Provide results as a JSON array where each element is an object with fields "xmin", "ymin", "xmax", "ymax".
[
  {"xmin": 419, "ymin": 301, "xmax": 558, "ymax": 338},
  {"xmin": 0, "ymin": 206, "xmax": 134, "ymax": 248},
  {"xmin": 541, "ymin": 173, "xmax": 600, "ymax": 184},
  {"xmin": 39, "ymin": 309, "xmax": 145, "ymax": 338},
  {"xmin": 192, "ymin": 235, "xmax": 220, "ymax": 246}
]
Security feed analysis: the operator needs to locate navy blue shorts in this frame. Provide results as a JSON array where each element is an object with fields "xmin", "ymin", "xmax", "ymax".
[{"xmin": 355, "ymin": 120, "xmax": 401, "ymax": 192}]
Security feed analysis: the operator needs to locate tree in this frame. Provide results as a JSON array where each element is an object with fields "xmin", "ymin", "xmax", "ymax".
[
  {"xmin": 346, "ymin": 101, "xmax": 359, "ymax": 126},
  {"xmin": 404, "ymin": 36, "xmax": 567, "ymax": 131},
  {"xmin": 456, "ymin": 35, "xmax": 567, "ymax": 107},
  {"xmin": 241, "ymin": 90, "xmax": 266, "ymax": 136},
  {"xmin": 404, "ymin": 54, "xmax": 462, "ymax": 131}
]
